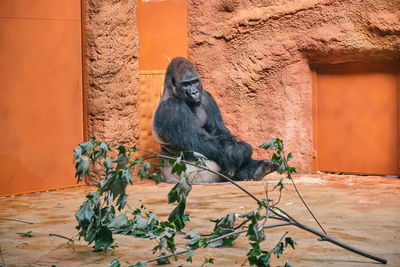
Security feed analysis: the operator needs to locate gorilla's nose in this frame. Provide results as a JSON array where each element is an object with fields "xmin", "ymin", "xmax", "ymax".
[{"xmin": 191, "ymin": 90, "xmax": 199, "ymax": 97}]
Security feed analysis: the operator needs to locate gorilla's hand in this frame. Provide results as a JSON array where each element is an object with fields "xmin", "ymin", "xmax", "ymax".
[
  {"xmin": 253, "ymin": 160, "xmax": 279, "ymax": 180},
  {"xmin": 215, "ymin": 154, "xmax": 234, "ymax": 177}
]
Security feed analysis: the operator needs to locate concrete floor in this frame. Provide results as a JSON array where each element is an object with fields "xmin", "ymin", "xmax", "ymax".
[{"xmin": 0, "ymin": 173, "xmax": 399, "ymax": 267}]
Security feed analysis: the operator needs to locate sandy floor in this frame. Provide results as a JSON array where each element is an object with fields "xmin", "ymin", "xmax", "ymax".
[{"xmin": 0, "ymin": 173, "xmax": 399, "ymax": 267}]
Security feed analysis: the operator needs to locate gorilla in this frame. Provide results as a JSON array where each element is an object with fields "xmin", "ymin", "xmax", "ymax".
[{"xmin": 152, "ymin": 57, "xmax": 277, "ymax": 183}]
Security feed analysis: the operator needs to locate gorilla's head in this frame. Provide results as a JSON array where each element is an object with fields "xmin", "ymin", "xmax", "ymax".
[{"xmin": 164, "ymin": 57, "xmax": 203, "ymax": 105}]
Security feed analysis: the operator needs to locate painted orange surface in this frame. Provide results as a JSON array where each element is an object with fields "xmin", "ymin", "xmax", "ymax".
[
  {"xmin": 136, "ymin": 0, "xmax": 188, "ymax": 161},
  {"xmin": 138, "ymin": 72, "xmax": 164, "ymax": 152},
  {"xmin": 0, "ymin": 0, "xmax": 84, "ymax": 196},
  {"xmin": 313, "ymin": 63, "xmax": 399, "ymax": 175},
  {"xmin": 137, "ymin": 0, "xmax": 188, "ymax": 70}
]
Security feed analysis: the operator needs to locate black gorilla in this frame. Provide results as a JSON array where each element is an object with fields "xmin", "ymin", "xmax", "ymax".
[{"xmin": 152, "ymin": 57, "xmax": 277, "ymax": 181}]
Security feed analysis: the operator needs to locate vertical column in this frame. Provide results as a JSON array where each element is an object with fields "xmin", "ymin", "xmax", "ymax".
[{"xmin": 137, "ymin": 0, "xmax": 188, "ymax": 158}]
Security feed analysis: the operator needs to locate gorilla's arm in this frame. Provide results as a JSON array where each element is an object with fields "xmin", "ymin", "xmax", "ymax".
[
  {"xmin": 202, "ymin": 92, "xmax": 253, "ymax": 167},
  {"xmin": 153, "ymin": 97, "xmax": 231, "ymax": 173},
  {"xmin": 202, "ymin": 92, "xmax": 236, "ymax": 143}
]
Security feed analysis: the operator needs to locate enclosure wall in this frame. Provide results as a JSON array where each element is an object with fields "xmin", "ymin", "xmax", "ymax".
[
  {"xmin": 84, "ymin": 0, "xmax": 140, "ymax": 183},
  {"xmin": 187, "ymin": 0, "xmax": 400, "ymax": 173}
]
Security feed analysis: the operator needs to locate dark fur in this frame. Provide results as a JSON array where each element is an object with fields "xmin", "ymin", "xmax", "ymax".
[{"xmin": 152, "ymin": 57, "xmax": 274, "ymax": 181}]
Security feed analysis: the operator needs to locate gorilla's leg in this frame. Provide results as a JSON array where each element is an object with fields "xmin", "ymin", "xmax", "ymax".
[{"xmin": 233, "ymin": 159, "xmax": 278, "ymax": 181}]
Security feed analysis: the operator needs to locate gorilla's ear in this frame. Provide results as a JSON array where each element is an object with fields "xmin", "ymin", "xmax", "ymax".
[{"xmin": 164, "ymin": 71, "xmax": 178, "ymax": 96}]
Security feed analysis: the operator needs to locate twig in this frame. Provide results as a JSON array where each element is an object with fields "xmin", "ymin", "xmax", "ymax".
[
  {"xmin": 0, "ymin": 245, "xmax": 6, "ymax": 266},
  {"xmin": 128, "ymin": 222, "xmax": 292, "ymax": 266},
  {"xmin": 0, "ymin": 218, "xmax": 34, "ymax": 224},
  {"xmin": 137, "ymin": 148, "xmax": 263, "ymax": 205},
  {"xmin": 292, "ymin": 219, "xmax": 387, "ymax": 264},
  {"xmin": 283, "ymin": 151, "xmax": 328, "ymax": 235},
  {"xmin": 234, "ymin": 218, "xmax": 250, "ymax": 230},
  {"xmin": 49, "ymin": 234, "xmax": 74, "ymax": 243},
  {"xmin": 209, "ymin": 222, "xmax": 292, "ymax": 244},
  {"xmin": 271, "ymin": 231, "xmax": 288, "ymax": 253}
]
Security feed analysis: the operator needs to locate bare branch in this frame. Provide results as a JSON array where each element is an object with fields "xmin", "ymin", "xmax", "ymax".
[{"xmin": 0, "ymin": 218, "xmax": 34, "ymax": 224}]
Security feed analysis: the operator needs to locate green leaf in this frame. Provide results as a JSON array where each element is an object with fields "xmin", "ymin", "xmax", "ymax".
[
  {"xmin": 98, "ymin": 171, "xmax": 128, "ymax": 209},
  {"xmin": 73, "ymin": 145, "xmax": 83, "ymax": 163},
  {"xmin": 156, "ymin": 252, "xmax": 171, "ymax": 265},
  {"xmin": 170, "ymin": 156, "xmax": 187, "ymax": 177},
  {"xmin": 104, "ymin": 158, "xmax": 113, "ymax": 170},
  {"xmin": 211, "ymin": 213, "xmax": 236, "ymax": 235},
  {"xmin": 122, "ymin": 169, "xmax": 133, "ymax": 184},
  {"xmin": 271, "ymin": 153, "xmax": 280, "ymax": 163},
  {"xmin": 259, "ymin": 138, "xmax": 282, "ymax": 151},
  {"xmin": 139, "ymin": 162, "xmax": 151, "ymax": 179},
  {"xmin": 75, "ymin": 156, "xmax": 90, "ymax": 182},
  {"xmin": 167, "ymin": 183, "xmax": 179, "ymax": 204},
  {"xmin": 239, "ymin": 211, "xmax": 255, "ymax": 219},
  {"xmin": 114, "ymin": 152, "xmax": 128, "ymax": 171},
  {"xmin": 150, "ymin": 173, "xmax": 164, "ymax": 184},
  {"xmin": 167, "ymin": 175, "xmax": 191, "ymax": 204},
  {"xmin": 273, "ymin": 179, "xmax": 285, "ymax": 192},
  {"xmin": 185, "ymin": 230, "xmax": 200, "ymax": 240},
  {"xmin": 108, "ymin": 258, "xmax": 121, "ymax": 267},
  {"xmin": 99, "ymin": 142, "xmax": 110, "ymax": 158},
  {"xmin": 108, "ymin": 213, "xmax": 128, "ymax": 232},
  {"xmin": 17, "ymin": 231, "xmax": 33, "ymax": 237},
  {"xmin": 273, "ymin": 242, "xmax": 284, "ymax": 258},
  {"xmin": 116, "ymin": 194, "xmax": 128, "ymax": 211},
  {"xmin": 134, "ymin": 261, "xmax": 147, "ymax": 267},
  {"xmin": 80, "ymin": 138, "xmax": 96, "ymax": 157},
  {"xmin": 285, "ymin": 237, "xmax": 296, "ymax": 250},
  {"xmin": 93, "ymin": 226, "xmax": 114, "ymax": 252},
  {"xmin": 222, "ymin": 235, "xmax": 237, "ymax": 246},
  {"xmin": 75, "ymin": 200, "xmax": 95, "ymax": 229},
  {"xmin": 131, "ymin": 157, "xmax": 144, "ymax": 166},
  {"xmin": 287, "ymin": 152, "xmax": 293, "ymax": 162},
  {"xmin": 204, "ymin": 258, "xmax": 214, "ymax": 264},
  {"xmin": 131, "ymin": 145, "xmax": 137, "ymax": 153},
  {"xmin": 168, "ymin": 201, "xmax": 189, "ymax": 231},
  {"xmin": 186, "ymin": 249, "xmax": 195, "ymax": 263}
]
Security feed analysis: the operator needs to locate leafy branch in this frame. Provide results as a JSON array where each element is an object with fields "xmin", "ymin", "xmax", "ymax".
[{"xmin": 73, "ymin": 137, "xmax": 387, "ymax": 266}]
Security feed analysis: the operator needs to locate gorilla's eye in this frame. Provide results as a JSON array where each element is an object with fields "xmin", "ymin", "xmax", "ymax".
[{"xmin": 182, "ymin": 79, "xmax": 199, "ymax": 87}]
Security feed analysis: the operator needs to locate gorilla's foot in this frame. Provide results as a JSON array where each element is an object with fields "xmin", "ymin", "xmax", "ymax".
[{"xmin": 253, "ymin": 160, "xmax": 279, "ymax": 180}]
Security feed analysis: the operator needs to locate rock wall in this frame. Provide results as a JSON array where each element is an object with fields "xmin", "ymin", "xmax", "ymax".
[
  {"xmin": 84, "ymin": 0, "xmax": 139, "ymax": 183},
  {"xmin": 188, "ymin": 0, "xmax": 400, "ymax": 172}
]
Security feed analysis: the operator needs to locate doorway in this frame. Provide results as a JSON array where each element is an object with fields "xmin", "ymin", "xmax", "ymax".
[{"xmin": 312, "ymin": 63, "xmax": 399, "ymax": 176}]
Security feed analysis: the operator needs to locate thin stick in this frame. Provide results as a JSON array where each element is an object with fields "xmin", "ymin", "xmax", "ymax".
[
  {"xmin": 209, "ymin": 222, "xmax": 292, "ymax": 244},
  {"xmin": 283, "ymin": 151, "xmax": 328, "ymax": 235},
  {"xmin": 0, "ymin": 245, "xmax": 5, "ymax": 266},
  {"xmin": 234, "ymin": 218, "xmax": 250, "ymax": 230},
  {"xmin": 0, "ymin": 217, "xmax": 34, "ymax": 224},
  {"xmin": 293, "ymin": 219, "xmax": 387, "ymax": 264},
  {"xmin": 271, "ymin": 231, "xmax": 288, "ymax": 253},
  {"xmin": 288, "ymin": 174, "xmax": 327, "ymax": 235},
  {"xmin": 49, "ymin": 234, "xmax": 74, "ymax": 243},
  {"xmin": 137, "ymin": 148, "xmax": 263, "ymax": 205},
  {"xmin": 128, "ymin": 222, "xmax": 292, "ymax": 266}
]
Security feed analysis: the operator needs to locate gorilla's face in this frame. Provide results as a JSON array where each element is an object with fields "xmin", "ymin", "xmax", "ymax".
[{"xmin": 178, "ymin": 70, "xmax": 202, "ymax": 104}]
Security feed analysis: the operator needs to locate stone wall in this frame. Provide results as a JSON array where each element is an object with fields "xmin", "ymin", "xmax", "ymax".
[
  {"xmin": 188, "ymin": 0, "xmax": 400, "ymax": 172},
  {"xmin": 84, "ymin": 0, "xmax": 139, "ymax": 183}
]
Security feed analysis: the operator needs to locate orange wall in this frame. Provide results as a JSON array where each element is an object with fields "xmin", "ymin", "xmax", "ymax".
[
  {"xmin": 0, "ymin": 0, "xmax": 84, "ymax": 196},
  {"xmin": 137, "ymin": 0, "xmax": 188, "ymax": 71},
  {"xmin": 313, "ymin": 63, "xmax": 399, "ymax": 175},
  {"xmin": 137, "ymin": 0, "xmax": 188, "ymax": 160}
]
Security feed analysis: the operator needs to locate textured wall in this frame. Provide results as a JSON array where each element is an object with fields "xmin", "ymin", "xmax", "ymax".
[
  {"xmin": 84, "ymin": 0, "xmax": 139, "ymax": 183},
  {"xmin": 188, "ymin": 0, "xmax": 400, "ymax": 172}
]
